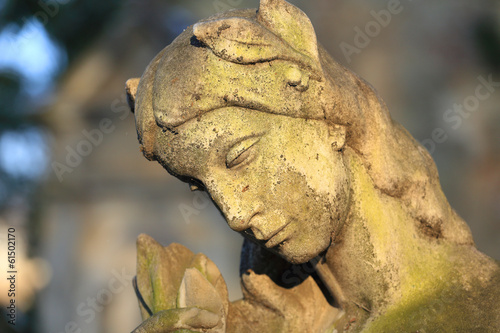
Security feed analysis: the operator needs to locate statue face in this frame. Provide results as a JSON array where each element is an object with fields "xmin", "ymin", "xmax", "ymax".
[{"xmin": 155, "ymin": 107, "xmax": 350, "ymax": 264}]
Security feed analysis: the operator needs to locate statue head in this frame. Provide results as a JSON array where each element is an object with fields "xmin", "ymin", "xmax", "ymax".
[{"xmin": 127, "ymin": 0, "xmax": 473, "ymax": 264}]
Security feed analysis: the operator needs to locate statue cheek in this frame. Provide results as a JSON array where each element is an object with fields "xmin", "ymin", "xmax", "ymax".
[{"xmin": 201, "ymin": 175, "xmax": 260, "ymax": 232}]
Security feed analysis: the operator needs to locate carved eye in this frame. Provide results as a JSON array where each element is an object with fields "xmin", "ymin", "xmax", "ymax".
[{"xmin": 226, "ymin": 137, "xmax": 260, "ymax": 169}]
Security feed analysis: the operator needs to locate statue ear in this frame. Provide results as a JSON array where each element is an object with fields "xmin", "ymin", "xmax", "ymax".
[
  {"xmin": 257, "ymin": 0, "xmax": 321, "ymax": 70},
  {"xmin": 126, "ymin": 78, "xmax": 141, "ymax": 113},
  {"xmin": 328, "ymin": 124, "xmax": 346, "ymax": 151}
]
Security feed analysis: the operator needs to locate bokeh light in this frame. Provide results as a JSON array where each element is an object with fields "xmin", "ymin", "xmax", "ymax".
[
  {"xmin": 0, "ymin": 127, "xmax": 50, "ymax": 181},
  {"xmin": 0, "ymin": 19, "xmax": 66, "ymax": 97}
]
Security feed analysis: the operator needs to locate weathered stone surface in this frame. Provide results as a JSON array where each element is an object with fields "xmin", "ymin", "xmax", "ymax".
[
  {"xmin": 127, "ymin": 0, "xmax": 500, "ymax": 332},
  {"xmin": 134, "ymin": 234, "xmax": 228, "ymax": 332}
]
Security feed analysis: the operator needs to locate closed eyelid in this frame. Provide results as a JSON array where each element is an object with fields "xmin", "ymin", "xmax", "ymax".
[{"xmin": 226, "ymin": 136, "xmax": 261, "ymax": 168}]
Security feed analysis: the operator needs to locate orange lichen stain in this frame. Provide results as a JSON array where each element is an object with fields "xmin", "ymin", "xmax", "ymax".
[{"xmin": 345, "ymin": 317, "xmax": 357, "ymax": 331}]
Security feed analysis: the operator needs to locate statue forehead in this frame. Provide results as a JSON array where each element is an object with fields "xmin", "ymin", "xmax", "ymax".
[
  {"xmin": 155, "ymin": 107, "xmax": 268, "ymax": 176},
  {"xmin": 164, "ymin": 107, "xmax": 269, "ymax": 146},
  {"xmin": 154, "ymin": 107, "xmax": 329, "ymax": 177},
  {"xmin": 160, "ymin": 106, "xmax": 328, "ymax": 147}
]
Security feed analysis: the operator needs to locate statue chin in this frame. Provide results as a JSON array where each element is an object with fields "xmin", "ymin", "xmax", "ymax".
[
  {"xmin": 279, "ymin": 250, "xmax": 324, "ymax": 266},
  {"xmin": 264, "ymin": 234, "xmax": 332, "ymax": 265}
]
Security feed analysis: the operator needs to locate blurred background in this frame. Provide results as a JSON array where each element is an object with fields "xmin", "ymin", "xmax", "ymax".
[{"xmin": 0, "ymin": 0, "xmax": 498, "ymax": 332}]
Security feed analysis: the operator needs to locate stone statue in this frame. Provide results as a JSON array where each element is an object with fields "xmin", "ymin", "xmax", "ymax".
[{"xmin": 125, "ymin": 0, "xmax": 500, "ymax": 331}]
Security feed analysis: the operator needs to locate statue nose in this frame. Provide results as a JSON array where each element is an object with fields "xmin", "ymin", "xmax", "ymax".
[
  {"xmin": 241, "ymin": 224, "xmax": 268, "ymax": 241},
  {"xmin": 204, "ymin": 179, "xmax": 268, "ymax": 237},
  {"xmin": 240, "ymin": 214, "xmax": 276, "ymax": 241},
  {"xmin": 229, "ymin": 212, "xmax": 257, "ymax": 233}
]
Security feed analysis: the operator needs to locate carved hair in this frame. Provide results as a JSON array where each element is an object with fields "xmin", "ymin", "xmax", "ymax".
[{"xmin": 131, "ymin": 0, "xmax": 473, "ymax": 245}]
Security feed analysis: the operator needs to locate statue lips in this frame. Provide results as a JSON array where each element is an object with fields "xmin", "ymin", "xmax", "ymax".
[{"xmin": 264, "ymin": 221, "xmax": 292, "ymax": 249}]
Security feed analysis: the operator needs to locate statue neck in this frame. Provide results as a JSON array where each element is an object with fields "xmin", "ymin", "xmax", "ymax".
[{"xmin": 323, "ymin": 150, "xmax": 471, "ymax": 318}]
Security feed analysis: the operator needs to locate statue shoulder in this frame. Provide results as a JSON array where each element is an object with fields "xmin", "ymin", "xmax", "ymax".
[{"xmin": 363, "ymin": 265, "xmax": 500, "ymax": 333}]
